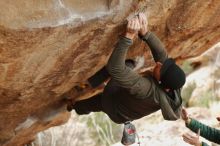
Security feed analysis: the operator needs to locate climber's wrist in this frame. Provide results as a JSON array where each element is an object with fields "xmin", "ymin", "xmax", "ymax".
[{"xmin": 124, "ymin": 32, "xmax": 136, "ymax": 40}]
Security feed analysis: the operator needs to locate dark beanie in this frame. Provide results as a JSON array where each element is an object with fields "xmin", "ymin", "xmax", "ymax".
[{"xmin": 160, "ymin": 58, "xmax": 186, "ymax": 90}]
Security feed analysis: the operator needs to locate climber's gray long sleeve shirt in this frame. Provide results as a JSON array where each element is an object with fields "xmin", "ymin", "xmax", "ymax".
[{"xmin": 104, "ymin": 32, "xmax": 182, "ymax": 124}]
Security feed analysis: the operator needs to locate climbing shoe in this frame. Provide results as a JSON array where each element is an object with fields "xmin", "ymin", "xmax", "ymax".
[
  {"xmin": 66, "ymin": 98, "xmax": 76, "ymax": 112},
  {"xmin": 121, "ymin": 121, "xmax": 136, "ymax": 145}
]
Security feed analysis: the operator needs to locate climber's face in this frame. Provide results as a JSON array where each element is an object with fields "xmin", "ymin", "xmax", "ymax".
[{"xmin": 153, "ymin": 62, "xmax": 162, "ymax": 82}]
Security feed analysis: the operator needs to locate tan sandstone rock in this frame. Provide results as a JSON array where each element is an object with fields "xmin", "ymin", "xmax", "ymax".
[{"xmin": 0, "ymin": 0, "xmax": 220, "ymax": 145}]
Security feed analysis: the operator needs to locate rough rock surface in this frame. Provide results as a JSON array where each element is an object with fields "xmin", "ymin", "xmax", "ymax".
[{"xmin": 0, "ymin": 0, "xmax": 220, "ymax": 145}]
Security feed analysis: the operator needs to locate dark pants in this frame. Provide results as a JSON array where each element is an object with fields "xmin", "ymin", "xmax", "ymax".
[
  {"xmin": 73, "ymin": 91, "xmax": 128, "ymax": 124},
  {"xmin": 74, "ymin": 93, "xmax": 103, "ymax": 115}
]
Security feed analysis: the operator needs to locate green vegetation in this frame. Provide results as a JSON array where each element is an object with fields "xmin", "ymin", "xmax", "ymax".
[
  {"xmin": 189, "ymin": 90, "xmax": 215, "ymax": 108},
  {"xmin": 181, "ymin": 81, "xmax": 218, "ymax": 108},
  {"xmin": 180, "ymin": 60, "xmax": 194, "ymax": 75},
  {"xmin": 80, "ymin": 113, "xmax": 122, "ymax": 146},
  {"xmin": 199, "ymin": 91, "xmax": 213, "ymax": 107},
  {"xmin": 181, "ymin": 82, "xmax": 196, "ymax": 106}
]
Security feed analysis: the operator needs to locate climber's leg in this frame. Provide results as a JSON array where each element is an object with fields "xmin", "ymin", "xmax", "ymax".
[
  {"xmin": 88, "ymin": 66, "xmax": 110, "ymax": 88},
  {"xmin": 67, "ymin": 59, "xmax": 136, "ymax": 114},
  {"xmin": 66, "ymin": 98, "xmax": 76, "ymax": 112},
  {"xmin": 70, "ymin": 93, "xmax": 103, "ymax": 114}
]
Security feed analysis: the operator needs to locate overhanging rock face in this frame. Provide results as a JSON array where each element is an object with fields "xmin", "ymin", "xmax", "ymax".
[{"xmin": 0, "ymin": 0, "xmax": 220, "ymax": 145}]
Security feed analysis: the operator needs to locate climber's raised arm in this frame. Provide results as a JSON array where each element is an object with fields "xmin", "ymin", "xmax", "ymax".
[
  {"xmin": 138, "ymin": 13, "xmax": 168, "ymax": 63},
  {"xmin": 106, "ymin": 17, "xmax": 140, "ymax": 87},
  {"xmin": 106, "ymin": 17, "xmax": 152, "ymax": 95}
]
